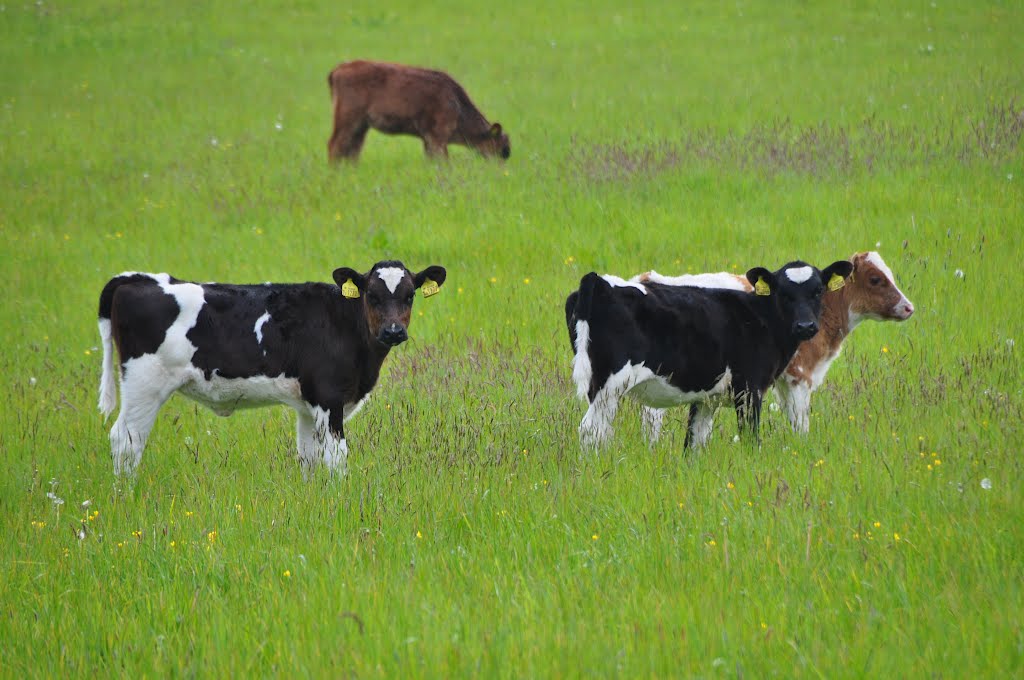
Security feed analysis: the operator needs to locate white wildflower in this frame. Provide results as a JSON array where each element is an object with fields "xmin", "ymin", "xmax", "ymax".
[
  {"xmin": 954, "ymin": 269, "xmax": 964, "ymax": 279},
  {"xmin": 980, "ymin": 478, "xmax": 992, "ymax": 490}
]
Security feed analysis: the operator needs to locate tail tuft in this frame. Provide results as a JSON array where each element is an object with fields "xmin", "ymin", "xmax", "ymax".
[
  {"xmin": 571, "ymin": 319, "xmax": 592, "ymax": 400},
  {"xmin": 97, "ymin": 319, "xmax": 117, "ymax": 418}
]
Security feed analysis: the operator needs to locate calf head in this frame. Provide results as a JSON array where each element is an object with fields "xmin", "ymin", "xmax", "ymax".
[
  {"xmin": 332, "ymin": 261, "xmax": 447, "ymax": 347},
  {"xmin": 846, "ymin": 252, "xmax": 915, "ymax": 321},
  {"xmin": 477, "ymin": 123, "xmax": 511, "ymax": 160},
  {"xmin": 745, "ymin": 260, "xmax": 855, "ymax": 341}
]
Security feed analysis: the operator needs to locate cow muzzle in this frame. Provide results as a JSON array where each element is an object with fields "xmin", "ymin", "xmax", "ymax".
[
  {"xmin": 793, "ymin": 320, "xmax": 819, "ymax": 340},
  {"xmin": 378, "ymin": 323, "xmax": 408, "ymax": 347}
]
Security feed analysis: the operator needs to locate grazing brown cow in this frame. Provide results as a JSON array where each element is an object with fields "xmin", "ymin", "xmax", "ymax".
[{"xmin": 327, "ymin": 60, "xmax": 510, "ymax": 162}]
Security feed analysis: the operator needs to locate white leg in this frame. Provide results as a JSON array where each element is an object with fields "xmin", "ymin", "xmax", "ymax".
[
  {"xmin": 295, "ymin": 410, "xmax": 318, "ymax": 475},
  {"xmin": 641, "ymin": 406, "xmax": 665, "ymax": 445},
  {"xmin": 322, "ymin": 436, "xmax": 349, "ymax": 475},
  {"xmin": 776, "ymin": 379, "xmax": 812, "ymax": 433},
  {"xmin": 302, "ymin": 406, "xmax": 349, "ymax": 476},
  {"xmin": 109, "ymin": 363, "xmax": 176, "ymax": 476},
  {"xmin": 687, "ymin": 402, "xmax": 716, "ymax": 448},
  {"xmin": 579, "ymin": 383, "xmax": 627, "ymax": 451}
]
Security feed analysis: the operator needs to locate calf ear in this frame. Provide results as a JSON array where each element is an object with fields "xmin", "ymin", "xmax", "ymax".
[
  {"xmin": 489, "ymin": 123, "xmax": 503, "ymax": 138},
  {"xmin": 745, "ymin": 267, "xmax": 775, "ymax": 296},
  {"xmin": 821, "ymin": 260, "xmax": 855, "ymax": 288},
  {"xmin": 414, "ymin": 265, "xmax": 447, "ymax": 289},
  {"xmin": 332, "ymin": 267, "xmax": 367, "ymax": 299}
]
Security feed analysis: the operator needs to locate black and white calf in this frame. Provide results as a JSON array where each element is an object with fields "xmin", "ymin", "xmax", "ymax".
[
  {"xmin": 564, "ymin": 260, "xmax": 853, "ymax": 449},
  {"xmin": 97, "ymin": 261, "xmax": 446, "ymax": 476}
]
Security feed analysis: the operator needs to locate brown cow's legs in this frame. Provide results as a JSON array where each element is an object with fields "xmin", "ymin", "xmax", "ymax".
[
  {"xmin": 328, "ymin": 121, "xmax": 369, "ymax": 162},
  {"xmin": 422, "ymin": 136, "xmax": 449, "ymax": 159}
]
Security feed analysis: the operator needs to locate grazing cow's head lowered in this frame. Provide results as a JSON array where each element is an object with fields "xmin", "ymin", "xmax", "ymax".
[
  {"xmin": 478, "ymin": 123, "xmax": 511, "ymax": 160},
  {"xmin": 332, "ymin": 261, "xmax": 447, "ymax": 347},
  {"xmin": 745, "ymin": 260, "xmax": 855, "ymax": 341}
]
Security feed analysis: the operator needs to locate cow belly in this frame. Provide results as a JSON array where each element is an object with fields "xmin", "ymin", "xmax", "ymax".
[
  {"xmin": 179, "ymin": 371, "xmax": 303, "ymax": 415},
  {"xmin": 627, "ymin": 369, "xmax": 732, "ymax": 408}
]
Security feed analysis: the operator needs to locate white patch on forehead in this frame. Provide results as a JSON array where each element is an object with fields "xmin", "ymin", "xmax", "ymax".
[
  {"xmin": 601, "ymin": 274, "xmax": 647, "ymax": 294},
  {"xmin": 864, "ymin": 251, "xmax": 896, "ymax": 284},
  {"xmin": 375, "ymin": 267, "xmax": 407, "ymax": 294},
  {"xmin": 784, "ymin": 266, "xmax": 814, "ymax": 284}
]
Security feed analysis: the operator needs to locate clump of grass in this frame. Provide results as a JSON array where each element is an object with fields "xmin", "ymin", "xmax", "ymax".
[{"xmin": 570, "ymin": 100, "xmax": 1024, "ymax": 181}]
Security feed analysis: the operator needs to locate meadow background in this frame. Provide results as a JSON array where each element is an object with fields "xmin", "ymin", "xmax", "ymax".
[{"xmin": 2, "ymin": 0, "xmax": 1022, "ymax": 676}]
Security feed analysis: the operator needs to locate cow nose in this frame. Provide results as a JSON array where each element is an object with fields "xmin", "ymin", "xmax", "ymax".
[
  {"xmin": 900, "ymin": 301, "xmax": 915, "ymax": 318},
  {"xmin": 500, "ymin": 147, "xmax": 510, "ymax": 159},
  {"xmin": 379, "ymin": 324, "xmax": 408, "ymax": 346},
  {"xmin": 794, "ymin": 321, "xmax": 818, "ymax": 339}
]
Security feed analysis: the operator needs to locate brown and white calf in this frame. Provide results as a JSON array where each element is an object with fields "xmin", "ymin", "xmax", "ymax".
[
  {"xmin": 97, "ymin": 261, "xmax": 445, "ymax": 476},
  {"xmin": 636, "ymin": 251, "xmax": 914, "ymax": 444},
  {"xmin": 327, "ymin": 60, "xmax": 510, "ymax": 162}
]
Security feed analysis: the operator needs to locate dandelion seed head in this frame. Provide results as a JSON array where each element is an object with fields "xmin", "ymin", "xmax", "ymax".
[{"xmin": 980, "ymin": 478, "xmax": 992, "ymax": 490}]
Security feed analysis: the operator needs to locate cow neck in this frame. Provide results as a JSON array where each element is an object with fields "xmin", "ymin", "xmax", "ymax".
[{"xmin": 815, "ymin": 288, "xmax": 853, "ymax": 352}]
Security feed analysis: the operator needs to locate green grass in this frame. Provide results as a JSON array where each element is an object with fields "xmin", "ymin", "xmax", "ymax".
[{"xmin": 2, "ymin": 0, "xmax": 1022, "ymax": 676}]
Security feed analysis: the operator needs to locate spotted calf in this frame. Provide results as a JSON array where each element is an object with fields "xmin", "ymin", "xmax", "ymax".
[{"xmin": 97, "ymin": 261, "xmax": 446, "ymax": 476}]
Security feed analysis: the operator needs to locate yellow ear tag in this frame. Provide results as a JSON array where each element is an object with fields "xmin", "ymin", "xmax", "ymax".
[
  {"xmin": 754, "ymin": 277, "xmax": 771, "ymax": 296},
  {"xmin": 341, "ymin": 279, "xmax": 360, "ymax": 299},
  {"xmin": 827, "ymin": 273, "xmax": 846, "ymax": 291},
  {"xmin": 421, "ymin": 278, "xmax": 440, "ymax": 298}
]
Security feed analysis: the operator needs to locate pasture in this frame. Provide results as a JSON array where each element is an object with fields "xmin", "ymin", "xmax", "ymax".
[{"xmin": 2, "ymin": 0, "xmax": 1022, "ymax": 676}]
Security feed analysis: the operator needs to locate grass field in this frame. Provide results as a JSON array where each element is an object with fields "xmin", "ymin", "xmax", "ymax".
[{"xmin": 2, "ymin": 0, "xmax": 1022, "ymax": 676}]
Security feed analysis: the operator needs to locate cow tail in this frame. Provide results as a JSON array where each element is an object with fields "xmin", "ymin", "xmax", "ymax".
[
  {"xmin": 97, "ymin": 277, "xmax": 122, "ymax": 419},
  {"xmin": 570, "ymin": 273, "xmax": 604, "ymax": 401}
]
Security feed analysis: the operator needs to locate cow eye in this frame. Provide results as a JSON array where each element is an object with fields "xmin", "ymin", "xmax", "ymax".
[
  {"xmin": 870, "ymin": 276, "xmax": 882, "ymax": 286},
  {"xmin": 406, "ymin": 293, "xmax": 415, "ymax": 304},
  {"xmin": 367, "ymin": 292, "xmax": 382, "ymax": 305}
]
